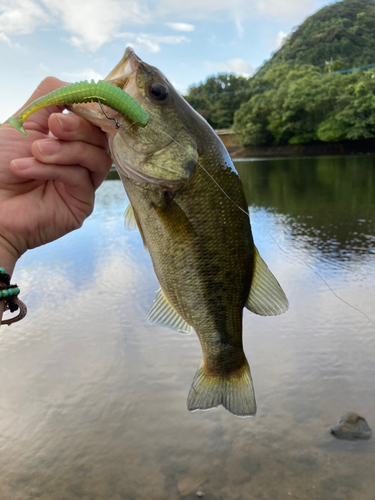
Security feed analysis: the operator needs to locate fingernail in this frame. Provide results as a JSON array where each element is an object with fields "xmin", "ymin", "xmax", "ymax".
[
  {"xmin": 56, "ymin": 113, "xmax": 78, "ymax": 132},
  {"xmin": 37, "ymin": 140, "xmax": 60, "ymax": 156},
  {"xmin": 11, "ymin": 158, "xmax": 34, "ymax": 171}
]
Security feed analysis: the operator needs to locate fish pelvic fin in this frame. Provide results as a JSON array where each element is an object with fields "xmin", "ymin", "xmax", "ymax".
[{"xmin": 187, "ymin": 359, "xmax": 256, "ymax": 418}]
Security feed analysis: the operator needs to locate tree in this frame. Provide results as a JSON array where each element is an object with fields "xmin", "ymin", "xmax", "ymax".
[
  {"xmin": 259, "ymin": 0, "xmax": 375, "ymax": 75},
  {"xmin": 185, "ymin": 74, "xmax": 250, "ymax": 129},
  {"xmin": 233, "ymin": 65, "xmax": 375, "ymax": 146},
  {"xmin": 184, "ymin": 0, "xmax": 375, "ymax": 143}
]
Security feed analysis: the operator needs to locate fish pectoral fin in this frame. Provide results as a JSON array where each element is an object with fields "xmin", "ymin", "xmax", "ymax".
[
  {"xmin": 124, "ymin": 204, "xmax": 138, "ymax": 231},
  {"xmin": 124, "ymin": 203, "xmax": 149, "ymax": 252},
  {"xmin": 147, "ymin": 288, "xmax": 193, "ymax": 335},
  {"xmin": 152, "ymin": 198, "xmax": 195, "ymax": 240},
  {"xmin": 187, "ymin": 359, "xmax": 256, "ymax": 418},
  {"xmin": 245, "ymin": 246, "xmax": 289, "ymax": 316}
]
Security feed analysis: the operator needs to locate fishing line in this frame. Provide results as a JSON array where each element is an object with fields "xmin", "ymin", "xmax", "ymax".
[
  {"xmin": 263, "ymin": 228, "xmax": 375, "ymax": 327},
  {"xmin": 146, "ymin": 122, "xmax": 375, "ymax": 328},
  {"xmin": 146, "ymin": 123, "xmax": 250, "ymax": 218}
]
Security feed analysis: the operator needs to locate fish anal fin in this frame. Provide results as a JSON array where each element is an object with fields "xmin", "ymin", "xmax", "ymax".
[
  {"xmin": 246, "ymin": 246, "xmax": 289, "ymax": 316},
  {"xmin": 187, "ymin": 359, "xmax": 256, "ymax": 418},
  {"xmin": 147, "ymin": 288, "xmax": 193, "ymax": 335}
]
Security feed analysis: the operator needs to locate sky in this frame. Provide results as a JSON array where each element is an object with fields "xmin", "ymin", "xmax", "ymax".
[{"xmin": 0, "ymin": 0, "xmax": 338, "ymax": 123}]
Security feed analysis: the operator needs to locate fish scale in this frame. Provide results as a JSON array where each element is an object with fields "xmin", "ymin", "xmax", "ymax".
[
  {"xmin": 124, "ymin": 139, "xmax": 253, "ymax": 385},
  {"xmin": 71, "ymin": 47, "xmax": 289, "ymax": 417}
]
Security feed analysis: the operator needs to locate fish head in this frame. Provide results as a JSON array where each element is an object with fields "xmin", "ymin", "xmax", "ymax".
[{"xmin": 71, "ymin": 47, "xmax": 202, "ymax": 191}]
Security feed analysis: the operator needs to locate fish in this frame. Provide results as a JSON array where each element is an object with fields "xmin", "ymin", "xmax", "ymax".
[{"xmin": 71, "ymin": 48, "xmax": 289, "ymax": 417}]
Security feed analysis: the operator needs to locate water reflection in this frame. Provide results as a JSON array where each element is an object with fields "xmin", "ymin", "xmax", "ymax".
[
  {"xmin": 236, "ymin": 155, "xmax": 375, "ymax": 261},
  {"xmin": 0, "ymin": 157, "xmax": 374, "ymax": 499}
]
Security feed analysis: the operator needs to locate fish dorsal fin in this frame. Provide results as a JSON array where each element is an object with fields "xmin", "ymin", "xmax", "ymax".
[
  {"xmin": 124, "ymin": 204, "xmax": 138, "ymax": 231},
  {"xmin": 245, "ymin": 247, "xmax": 289, "ymax": 316},
  {"xmin": 147, "ymin": 288, "xmax": 193, "ymax": 335}
]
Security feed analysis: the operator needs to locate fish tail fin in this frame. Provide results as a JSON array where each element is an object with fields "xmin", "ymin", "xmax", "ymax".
[{"xmin": 187, "ymin": 359, "xmax": 256, "ymax": 418}]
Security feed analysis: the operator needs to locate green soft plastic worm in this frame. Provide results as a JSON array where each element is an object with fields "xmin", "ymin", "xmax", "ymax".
[{"xmin": 7, "ymin": 79, "xmax": 149, "ymax": 137}]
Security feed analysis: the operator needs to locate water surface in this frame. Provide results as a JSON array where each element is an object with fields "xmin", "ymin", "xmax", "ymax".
[{"xmin": 0, "ymin": 155, "xmax": 374, "ymax": 500}]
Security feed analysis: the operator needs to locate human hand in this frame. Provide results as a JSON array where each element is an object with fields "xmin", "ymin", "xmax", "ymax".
[{"xmin": 0, "ymin": 77, "xmax": 112, "ymax": 273}]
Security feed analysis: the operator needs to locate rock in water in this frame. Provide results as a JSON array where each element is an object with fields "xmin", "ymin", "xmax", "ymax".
[{"xmin": 330, "ymin": 412, "xmax": 372, "ymax": 440}]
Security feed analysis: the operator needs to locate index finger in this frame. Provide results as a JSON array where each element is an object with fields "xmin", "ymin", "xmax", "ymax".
[{"xmin": 48, "ymin": 112, "xmax": 109, "ymax": 151}]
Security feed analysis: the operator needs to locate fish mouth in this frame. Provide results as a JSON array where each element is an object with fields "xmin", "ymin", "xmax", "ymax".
[
  {"xmin": 69, "ymin": 47, "xmax": 143, "ymax": 136},
  {"xmin": 104, "ymin": 46, "xmax": 140, "ymax": 88},
  {"xmin": 71, "ymin": 47, "xmax": 189, "ymax": 186},
  {"xmin": 71, "ymin": 47, "xmax": 173, "ymax": 150},
  {"xmin": 105, "ymin": 47, "xmax": 175, "ymax": 155}
]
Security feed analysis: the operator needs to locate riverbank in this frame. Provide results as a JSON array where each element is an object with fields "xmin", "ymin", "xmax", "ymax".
[{"xmin": 215, "ymin": 130, "xmax": 375, "ymax": 158}]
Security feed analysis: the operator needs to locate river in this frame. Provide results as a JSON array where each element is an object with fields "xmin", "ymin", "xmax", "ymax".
[{"xmin": 0, "ymin": 155, "xmax": 374, "ymax": 499}]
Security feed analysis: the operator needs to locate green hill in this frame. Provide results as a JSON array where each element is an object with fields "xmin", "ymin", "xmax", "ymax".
[
  {"xmin": 185, "ymin": 0, "xmax": 375, "ymax": 144},
  {"xmin": 260, "ymin": 0, "xmax": 375, "ymax": 74}
]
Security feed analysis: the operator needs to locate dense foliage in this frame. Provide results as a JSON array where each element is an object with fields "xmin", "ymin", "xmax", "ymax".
[
  {"xmin": 233, "ymin": 65, "xmax": 375, "ymax": 146},
  {"xmin": 184, "ymin": 0, "xmax": 375, "ymax": 145},
  {"xmin": 185, "ymin": 74, "xmax": 250, "ymax": 129},
  {"xmin": 184, "ymin": 67, "xmax": 292, "ymax": 130},
  {"xmin": 260, "ymin": 0, "xmax": 375, "ymax": 75}
]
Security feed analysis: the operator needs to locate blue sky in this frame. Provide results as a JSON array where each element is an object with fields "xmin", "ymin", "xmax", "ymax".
[{"xmin": 1, "ymin": 0, "xmax": 337, "ymax": 123}]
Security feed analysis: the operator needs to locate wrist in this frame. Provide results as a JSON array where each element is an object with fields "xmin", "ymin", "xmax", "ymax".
[
  {"xmin": 0, "ymin": 238, "xmax": 21, "ymax": 325},
  {"xmin": 0, "ymin": 236, "xmax": 20, "ymax": 278},
  {"xmin": 0, "ymin": 257, "xmax": 27, "ymax": 327}
]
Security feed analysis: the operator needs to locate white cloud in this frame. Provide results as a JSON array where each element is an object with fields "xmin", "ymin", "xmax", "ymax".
[
  {"xmin": 171, "ymin": 80, "xmax": 187, "ymax": 95},
  {"xmin": 0, "ymin": 0, "xmax": 49, "ymax": 34},
  {"xmin": 116, "ymin": 32, "xmax": 189, "ymax": 53},
  {"xmin": 0, "ymin": 32, "xmax": 12, "ymax": 46},
  {"xmin": 205, "ymin": 58, "xmax": 254, "ymax": 77},
  {"xmin": 166, "ymin": 22, "xmax": 195, "ymax": 32},
  {"xmin": 39, "ymin": 62, "xmax": 50, "ymax": 72},
  {"xmin": 40, "ymin": 0, "xmax": 151, "ymax": 51},
  {"xmin": 234, "ymin": 16, "xmax": 244, "ymax": 37},
  {"xmin": 275, "ymin": 30, "xmax": 288, "ymax": 49},
  {"xmin": 0, "ymin": 0, "xmax": 315, "ymax": 55},
  {"xmin": 63, "ymin": 68, "xmax": 105, "ymax": 82},
  {"xmin": 0, "ymin": 0, "xmax": 48, "ymax": 47},
  {"xmin": 255, "ymin": 0, "xmax": 315, "ymax": 19},
  {"xmin": 157, "ymin": 0, "xmax": 316, "ymax": 22},
  {"xmin": 155, "ymin": 0, "xmax": 245, "ymax": 18}
]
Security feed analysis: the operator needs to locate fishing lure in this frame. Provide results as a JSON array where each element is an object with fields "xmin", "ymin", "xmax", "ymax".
[{"xmin": 7, "ymin": 79, "xmax": 149, "ymax": 137}]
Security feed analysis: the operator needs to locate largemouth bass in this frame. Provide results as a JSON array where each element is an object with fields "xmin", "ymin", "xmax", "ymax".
[{"xmin": 72, "ymin": 48, "xmax": 289, "ymax": 417}]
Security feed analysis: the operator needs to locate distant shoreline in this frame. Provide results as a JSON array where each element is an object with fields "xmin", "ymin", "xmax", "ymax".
[
  {"xmin": 215, "ymin": 130, "xmax": 375, "ymax": 158},
  {"xmin": 227, "ymin": 141, "xmax": 375, "ymax": 159},
  {"xmin": 108, "ymin": 136, "xmax": 375, "ymax": 174}
]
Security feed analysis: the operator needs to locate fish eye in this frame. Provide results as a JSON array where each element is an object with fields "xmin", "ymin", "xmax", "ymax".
[{"xmin": 148, "ymin": 82, "xmax": 168, "ymax": 102}]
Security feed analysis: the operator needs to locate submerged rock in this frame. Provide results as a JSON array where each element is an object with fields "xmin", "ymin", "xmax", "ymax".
[{"xmin": 330, "ymin": 412, "xmax": 372, "ymax": 440}]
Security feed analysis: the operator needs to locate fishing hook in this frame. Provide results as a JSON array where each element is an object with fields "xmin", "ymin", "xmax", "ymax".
[{"xmin": 99, "ymin": 101, "xmax": 120, "ymax": 129}]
